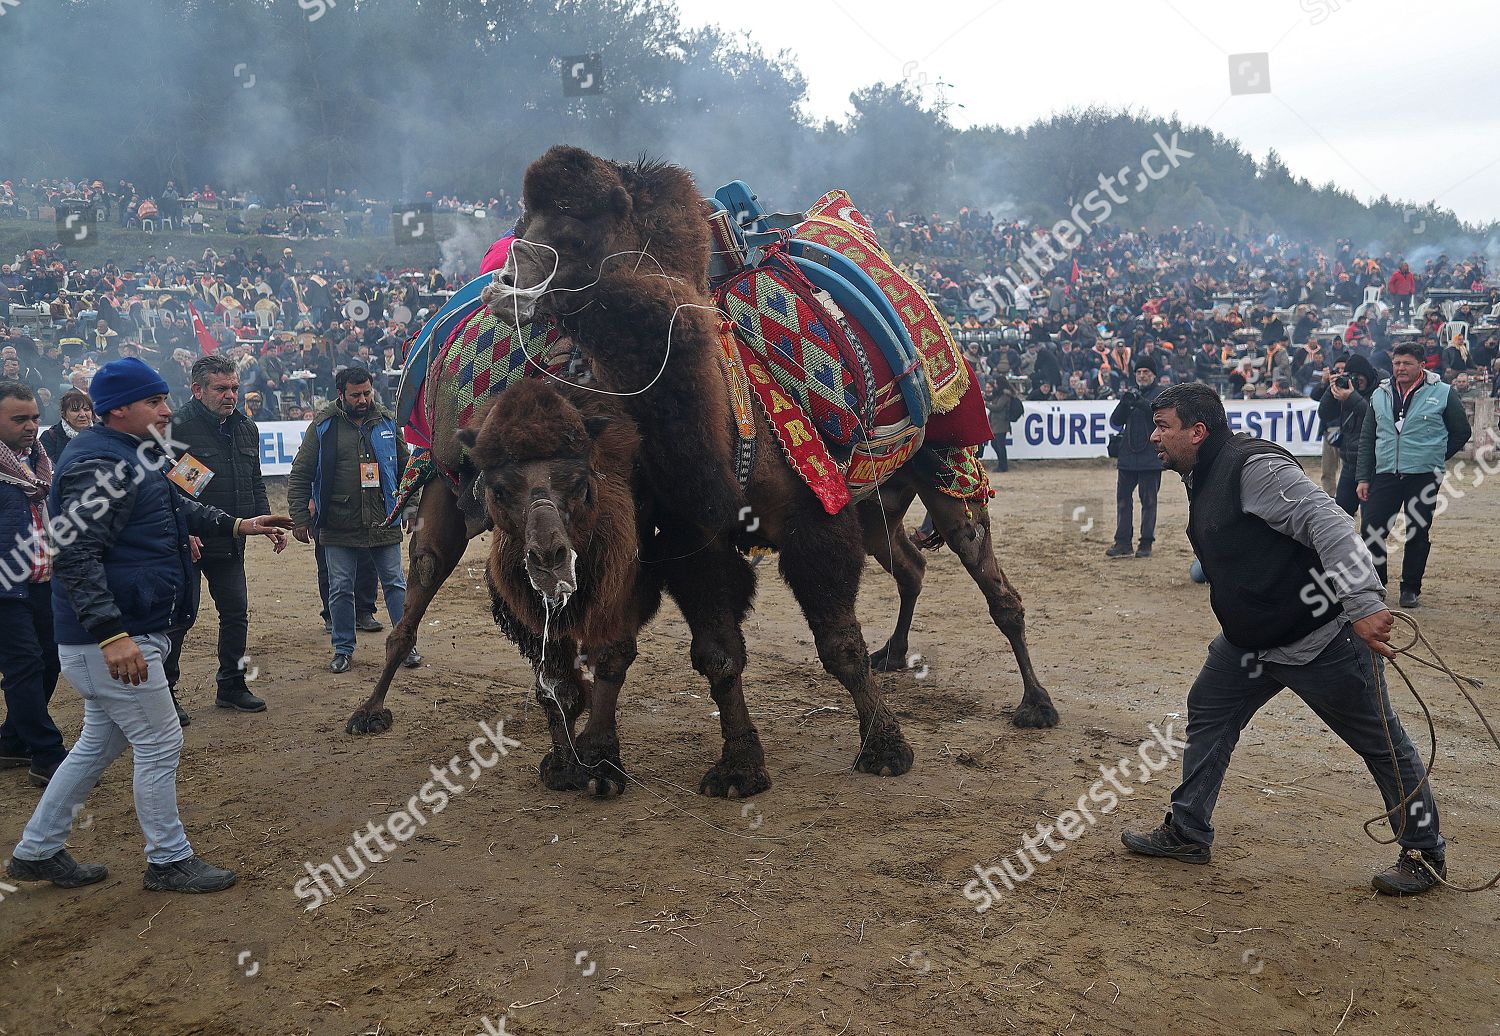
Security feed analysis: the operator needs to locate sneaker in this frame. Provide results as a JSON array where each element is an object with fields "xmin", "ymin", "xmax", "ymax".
[
  {"xmin": 1121, "ymin": 818, "xmax": 1212, "ymax": 864},
  {"xmin": 402, "ymin": 648, "xmax": 424, "ymax": 669},
  {"xmin": 215, "ymin": 687, "xmax": 267, "ymax": 713},
  {"xmin": 329, "ymin": 653, "xmax": 351, "ymax": 674},
  {"xmin": 1135, "ymin": 545, "xmax": 1153, "ymax": 558},
  {"xmin": 27, "ymin": 756, "xmax": 65, "ymax": 789},
  {"xmin": 356, "ymin": 614, "xmax": 384, "ymax": 632},
  {"xmin": 0, "ymin": 741, "xmax": 31, "ymax": 770},
  {"xmin": 1105, "ymin": 544, "xmax": 1133, "ymax": 558},
  {"xmin": 1398, "ymin": 590, "xmax": 1421, "ymax": 609},
  {"xmin": 7, "ymin": 849, "xmax": 108, "ymax": 889},
  {"xmin": 171, "ymin": 691, "xmax": 191, "ymax": 727},
  {"xmin": 144, "ymin": 855, "xmax": 237, "ymax": 894},
  {"xmin": 1372, "ymin": 848, "xmax": 1445, "ymax": 896}
]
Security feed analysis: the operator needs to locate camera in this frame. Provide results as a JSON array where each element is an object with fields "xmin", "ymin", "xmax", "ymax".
[{"xmin": 1334, "ymin": 375, "xmax": 1351, "ymax": 389}]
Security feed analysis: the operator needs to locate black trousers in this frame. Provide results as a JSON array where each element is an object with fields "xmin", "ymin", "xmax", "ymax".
[
  {"xmin": 166, "ymin": 553, "xmax": 251, "ymax": 697},
  {"xmin": 1334, "ymin": 455, "xmax": 1362, "ymax": 516},
  {"xmin": 1172, "ymin": 627, "xmax": 1442, "ymax": 852},
  {"xmin": 1360, "ymin": 472, "xmax": 1440, "ymax": 595},
  {"xmin": 315, "ymin": 541, "xmax": 377, "ymax": 619},
  {"xmin": 0, "ymin": 582, "xmax": 66, "ymax": 766},
  {"xmin": 1114, "ymin": 469, "xmax": 1161, "ymax": 548}
]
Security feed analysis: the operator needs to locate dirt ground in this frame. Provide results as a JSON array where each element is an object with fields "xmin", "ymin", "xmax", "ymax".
[{"xmin": 2, "ymin": 459, "xmax": 1497, "ymax": 1036}]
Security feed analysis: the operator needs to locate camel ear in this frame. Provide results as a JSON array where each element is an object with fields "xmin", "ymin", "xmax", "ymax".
[
  {"xmin": 608, "ymin": 185, "xmax": 632, "ymax": 218},
  {"xmin": 455, "ymin": 426, "xmax": 478, "ymax": 449},
  {"xmin": 583, "ymin": 415, "xmax": 612, "ymax": 439}
]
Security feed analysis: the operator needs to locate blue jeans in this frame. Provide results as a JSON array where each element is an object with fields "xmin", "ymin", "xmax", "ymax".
[
  {"xmin": 325, "ymin": 543, "xmax": 405, "ymax": 656},
  {"xmin": 316, "ymin": 541, "xmax": 377, "ymax": 620},
  {"xmin": 14, "ymin": 633, "xmax": 193, "ymax": 866},
  {"xmin": 1170, "ymin": 625, "xmax": 1443, "ymax": 854}
]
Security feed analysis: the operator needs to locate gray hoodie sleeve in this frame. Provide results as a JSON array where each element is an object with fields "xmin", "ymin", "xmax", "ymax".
[{"xmin": 1240, "ymin": 454, "xmax": 1386, "ymax": 623}]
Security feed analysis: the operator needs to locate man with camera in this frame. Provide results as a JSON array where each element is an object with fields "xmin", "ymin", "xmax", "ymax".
[
  {"xmin": 1106, "ymin": 362, "xmax": 1163, "ymax": 559},
  {"xmin": 1315, "ymin": 355, "xmax": 1376, "ymax": 515},
  {"xmin": 1356, "ymin": 341, "xmax": 1471, "ymax": 609}
]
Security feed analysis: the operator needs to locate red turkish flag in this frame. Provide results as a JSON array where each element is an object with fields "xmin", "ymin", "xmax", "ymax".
[{"xmin": 187, "ymin": 301, "xmax": 218, "ymax": 354}]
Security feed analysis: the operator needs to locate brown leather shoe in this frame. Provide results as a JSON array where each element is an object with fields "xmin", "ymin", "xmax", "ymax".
[{"xmin": 1372, "ymin": 849, "xmax": 1445, "ymax": 896}]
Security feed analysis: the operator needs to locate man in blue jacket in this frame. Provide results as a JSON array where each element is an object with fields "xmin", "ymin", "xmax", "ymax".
[
  {"xmin": 1356, "ymin": 341, "xmax": 1472, "ymax": 608},
  {"xmin": 0, "ymin": 381, "xmax": 68, "ymax": 788},
  {"xmin": 5, "ymin": 358, "xmax": 290, "ymax": 894}
]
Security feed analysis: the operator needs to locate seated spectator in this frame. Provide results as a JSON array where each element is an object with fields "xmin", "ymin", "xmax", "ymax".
[{"xmin": 38, "ymin": 389, "xmax": 93, "ymax": 461}]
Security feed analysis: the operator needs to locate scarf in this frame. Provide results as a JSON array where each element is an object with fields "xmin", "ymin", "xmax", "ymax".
[{"xmin": 0, "ymin": 439, "xmax": 51, "ymax": 502}]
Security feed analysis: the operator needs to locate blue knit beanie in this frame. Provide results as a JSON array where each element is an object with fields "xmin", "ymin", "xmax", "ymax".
[{"xmin": 89, "ymin": 357, "xmax": 172, "ymax": 415}]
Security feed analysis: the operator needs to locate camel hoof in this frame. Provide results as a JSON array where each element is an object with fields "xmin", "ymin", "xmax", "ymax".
[
  {"xmin": 1012, "ymin": 701, "xmax": 1060, "ymax": 729},
  {"xmin": 586, "ymin": 770, "xmax": 627, "ymax": 798},
  {"xmin": 539, "ymin": 750, "xmax": 589, "ymax": 791},
  {"xmin": 699, "ymin": 762, "xmax": 772, "ymax": 799},
  {"xmin": 577, "ymin": 735, "xmax": 627, "ymax": 798},
  {"xmin": 346, "ymin": 707, "xmax": 394, "ymax": 735},
  {"xmin": 869, "ymin": 643, "xmax": 910, "ymax": 673},
  {"xmin": 855, "ymin": 725, "xmax": 914, "ymax": 777}
]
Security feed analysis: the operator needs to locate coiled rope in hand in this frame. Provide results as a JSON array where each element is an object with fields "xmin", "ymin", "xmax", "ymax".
[{"xmin": 1367, "ymin": 610, "xmax": 1499, "ymax": 893}]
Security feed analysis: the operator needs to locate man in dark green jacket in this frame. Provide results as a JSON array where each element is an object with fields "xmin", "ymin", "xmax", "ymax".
[
  {"xmin": 164, "ymin": 354, "xmax": 275, "ymax": 719},
  {"xmin": 287, "ymin": 367, "xmax": 418, "ymax": 673}
]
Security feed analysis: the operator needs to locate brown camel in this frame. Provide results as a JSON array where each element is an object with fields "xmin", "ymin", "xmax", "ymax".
[
  {"xmin": 470, "ymin": 144, "xmax": 1058, "ymax": 797},
  {"xmin": 456, "ymin": 378, "xmax": 658, "ymax": 797}
]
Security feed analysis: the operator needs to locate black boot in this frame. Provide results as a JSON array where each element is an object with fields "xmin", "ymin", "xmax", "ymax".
[
  {"xmin": 1121, "ymin": 816, "xmax": 1211, "ymax": 864},
  {"xmin": 170, "ymin": 691, "xmax": 191, "ymax": 727},
  {"xmin": 7, "ymin": 849, "xmax": 108, "ymax": 888},
  {"xmin": 216, "ymin": 687, "xmax": 266, "ymax": 713},
  {"xmin": 144, "ymin": 855, "xmax": 237, "ymax": 893}
]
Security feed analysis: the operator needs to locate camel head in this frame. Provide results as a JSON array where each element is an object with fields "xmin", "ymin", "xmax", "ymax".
[
  {"xmin": 456, "ymin": 379, "xmax": 622, "ymax": 610},
  {"xmin": 486, "ymin": 145, "xmax": 708, "ymax": 326}
]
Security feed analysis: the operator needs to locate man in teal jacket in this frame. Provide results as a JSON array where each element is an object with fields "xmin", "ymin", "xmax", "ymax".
[{"xmin": 1357, "ymin": 341, "xmax": 1471, "ymax": 608}]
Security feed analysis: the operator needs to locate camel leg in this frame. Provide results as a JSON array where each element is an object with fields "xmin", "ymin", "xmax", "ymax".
[
  {"xmin": 346, "ymin": 485, "xmax": 474, "ymax": 735},
  {"xmin": 779, "ymin": 500, "xmax": 914, "ymax": 777},
  {"xmin": 918, "ymin": 485, "xmax": 1059, "ymax": 728},
  {"xmin": 858, "ymin": 478, "xmax": 925, "ymax": 673},
  {"xmin": 572, "ymin": 636, "xmax": 638, "ymax": 798},
  {"xmin": 659, "ymin": 538, "xmax": 769, "ymax": 798},
  {"xmin": 534, "ymin": 638, "xmax": 593, "ymax": 791}
]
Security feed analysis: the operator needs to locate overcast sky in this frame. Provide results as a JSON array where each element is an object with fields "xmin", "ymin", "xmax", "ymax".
[{"xmin": 673, "ymin": 0, "xmax": 1500, "ymax": 226}]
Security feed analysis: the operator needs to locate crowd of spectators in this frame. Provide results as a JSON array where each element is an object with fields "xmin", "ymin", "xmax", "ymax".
[
  {"xmin": 1, "ymin": 176, "xmax": 520, "ymax": 240},
  {"xmin": 886, "ymin": 211, "xmax": 1499, "ymax": 407},
  {"xmin": 4, "ymin": 179, "xmax": 1498, "ymax": 431},
  {"xmin": 0, "ymin": 238, "xmax": 470, "ymax": 424}
]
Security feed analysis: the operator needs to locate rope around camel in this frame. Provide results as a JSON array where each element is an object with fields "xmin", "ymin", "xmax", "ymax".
[{"xmin": 1368, "ymin": 610, "xmax": 1499, "ymax": 893}]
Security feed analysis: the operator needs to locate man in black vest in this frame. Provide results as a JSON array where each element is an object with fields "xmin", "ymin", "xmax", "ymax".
[
  {"xmin": 164, "ymin": 354, "xmax": 278, "ymax": 721},
  {"xmin": 1120, "ymin": 383, "xmax": 1447, "ymax": 896}
]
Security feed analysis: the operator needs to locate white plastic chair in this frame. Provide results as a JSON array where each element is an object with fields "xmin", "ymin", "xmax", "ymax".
[{"xmin": 141, "ymin": 219, "xmax": 155, "ymax": 233}]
